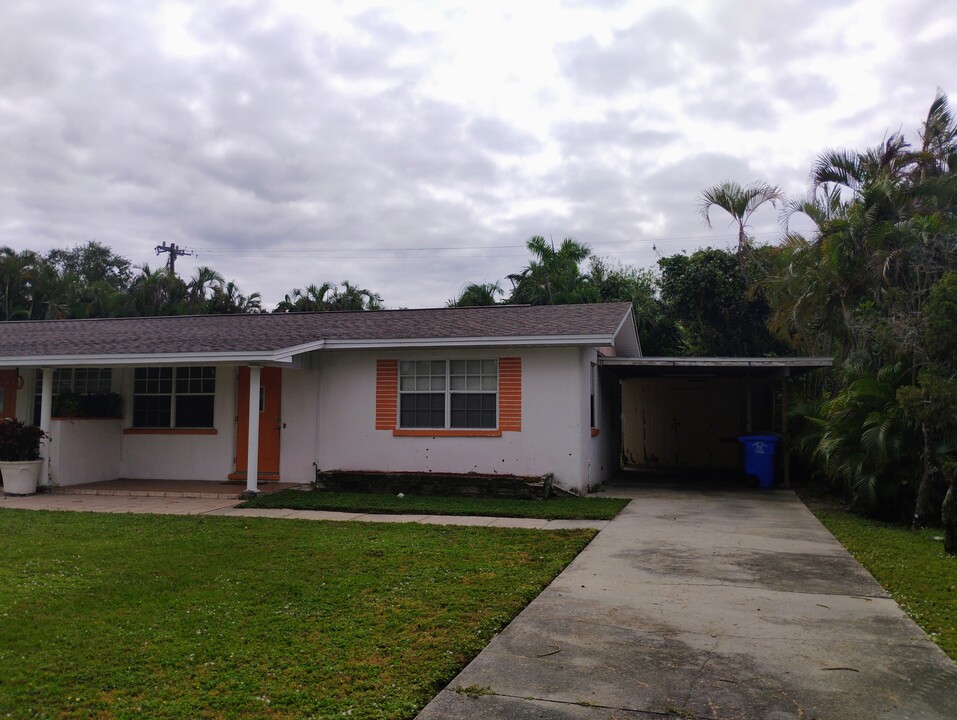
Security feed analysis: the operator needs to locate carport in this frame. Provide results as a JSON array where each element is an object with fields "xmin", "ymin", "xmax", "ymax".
[{"xmin": 599, "ymin": 356, "xmax": 832, "ymax": 485}]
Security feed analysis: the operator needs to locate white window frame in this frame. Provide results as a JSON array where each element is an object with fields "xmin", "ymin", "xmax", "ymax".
[
  {"xmin": 131, "ymin": 366, "xmax": 216, "ymax": 429},
  {"xmin": 398, "ymin": 359, "xmax": 498, "ymax": 430}
]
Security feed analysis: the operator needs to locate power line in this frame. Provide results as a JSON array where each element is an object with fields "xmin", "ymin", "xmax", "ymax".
[{"xmin": 190, "ymin": 229, "xmax": 770, "ymax": 258}]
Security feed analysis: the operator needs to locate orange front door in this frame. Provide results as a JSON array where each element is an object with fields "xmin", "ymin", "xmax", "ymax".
[
  {"xmin": 234, "ymin": 367, "xmax": 282, "ymax": 480},
  {"xmin": 0, "ymin": 370, "xmax": 19, "ymax": 419}
]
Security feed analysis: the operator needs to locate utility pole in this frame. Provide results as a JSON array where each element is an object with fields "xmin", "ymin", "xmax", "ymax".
[{"xmin": 154, "ymin": 242, "xmax": 193, "ymax": 276}]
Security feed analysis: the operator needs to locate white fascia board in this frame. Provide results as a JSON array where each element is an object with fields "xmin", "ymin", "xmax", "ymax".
[
  {"xmin": 272, "ymin": 339, "xmax": 326, "ymax": 360},
  {"xmin": 612, "ymin": 308, "xmax": 642, "ymax": 357},
  {"xmin": 0, "ymin": 351, "xmax": 295, "ymax": 368},
  {"xmin": 599, "ymin": 356, "xmax": 834, "ymax": 367},
  {"xmin": 320, "ymin": 334, "xmax": 616, "ymax": 350}
]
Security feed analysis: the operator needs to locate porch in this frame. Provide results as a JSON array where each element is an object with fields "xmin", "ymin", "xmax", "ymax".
[{"xmin": 48, "ymin": 478, "xmax": 304, "ymax": 500}]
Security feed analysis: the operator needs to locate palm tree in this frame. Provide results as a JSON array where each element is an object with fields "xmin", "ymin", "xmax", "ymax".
[
  {"xmin": 275, "ymin": 283, "xmax": 335, "ymax": 313},
  {"xmin": 129, "ymin": 264, "xmax": 188, "ymax": 316},
  {"xmin": 764, "ymin": 91, "xmax": 957, "ymax": 525},
  {"xmin": 328, "ymin": 281, "xmax": 383, "ymax": 311},
  {"xmin": 447, "ymin": 281, "xmax": 502, "ymax": 307},
  {"xmin": 508, "ymin": 236, "xmax": 594, "ymax": 305},
  {"xmin": 0, "ymin": 247, "xmax": 37, "ymax": 320},
  {"xmin": 187, "ymin": 266, "xmax": 225, "ymax": 311},
  {"xmin": 697, "ymin": 181, "xmax": 784, "ymax": 257},
  {"xmin": 207, "ymin": 281, "xmax": 262, "ymax": 314}
]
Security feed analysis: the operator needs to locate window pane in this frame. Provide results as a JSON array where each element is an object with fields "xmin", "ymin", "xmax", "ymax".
[
  {"xmin": 400, "ymin": 393, "xmax": 445, "ymax": 428},
  {"xmin": 450, "ymin": 376, "xmax": 465, "ymax": 391},
  {"xmin": 481, "ymin": 376, "xmax": 496, "ymax": 391},
  {"xmin": 175, "ymin": 367, "xmax": 216, "ymax": 395},
  {"xmin": 466, "ymin": 376, "xmax": 480, "ymax": 390},
  {"xmin": 400, "ymin": 377, "xmax": 415, "ymax": 391},
  {"xmin": 133, "ymin": 366, "xmax": 213, "ymax": 429},
  {"xmin": 399, "ymin": 361, "xmax": 414, "ymax": 376},
  {"xmin": 133, "ymin": 396, "xmax": 171, "ymax": 428},
  {"xmin": 415, "ymin": 361, "xmax": 430, "ymax": 376},
  {"xmin": 450, "ymin": 360, "xmax": 466, "ymax": 374},
  {"xmin": 175, "ymin": 395, "xmax": 214, "ymax": 428},
  {"xmin": 482, "ymin": 360, "xmax": 497, "ymax": 375},
  {"xmin": 450, "ymin": 393, "xmax": 496, "ymax": 428},
  {"xmin": 467, "ymin": 360, "xmax": 480, "ymax": 374},
  {"xmin": 430, "ymin": 376, "xmax": 445, "ymax": 391},
  {"xmin": 431, "ymin": 361, "xmax": 445, "ymax": 376}
]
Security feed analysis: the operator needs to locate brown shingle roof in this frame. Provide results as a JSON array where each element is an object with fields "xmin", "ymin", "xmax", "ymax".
[{"xmin": 0, "ymin": 303, "xmax": 637, "ymax": 363}]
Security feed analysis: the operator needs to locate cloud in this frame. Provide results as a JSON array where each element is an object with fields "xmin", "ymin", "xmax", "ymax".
[
  {"xmin": 554, "ymin": 113, "xmax": 678, "ymax": 158},
  {"xmin": 1, "ymin": 0, "xmax": 954, "ymax": 309},
  {"xmin": 556, "ymin": 7, "xmax": 717, "ymax": 95}
]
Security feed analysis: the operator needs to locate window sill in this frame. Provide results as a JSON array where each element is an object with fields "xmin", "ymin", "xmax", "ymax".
[
  {"xmin": 591, "ymin": 428, "xmax": 600, "ymax": 437},
  {"xmin": 123, "ymin": 428, "xmax": 218, "ymax": 436},
  {"xmin": 52, "ymin": 416, "xmax": 122, "ymax": 421},
  {"xmin": 393, "ymin": 429, "xmax": 502, "ymax": 438}
]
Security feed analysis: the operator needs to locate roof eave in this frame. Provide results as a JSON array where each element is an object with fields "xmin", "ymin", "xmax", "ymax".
[
  {"xmin": 599, "ymin": 356, "xmax": 834, "ymax": 367},
  {"xmin": 0, "ymin": 350, "xmax": 296, "ymax": 367},
  {"xmin": 319, "ymin": 334, "xmax": 618, "ymax": 350}
]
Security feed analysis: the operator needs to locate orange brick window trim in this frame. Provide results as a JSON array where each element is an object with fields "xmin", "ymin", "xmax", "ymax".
[
  {"xmin": 375, "ymin": 359, "xmax": 398, "ymax": 430},
  {"xmin": 498, "ymin": 357, "xmax": 522, "ymax": 432}
]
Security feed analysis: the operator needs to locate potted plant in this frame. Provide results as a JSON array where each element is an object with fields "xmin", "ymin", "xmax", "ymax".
[{"xmin": 0, "ymin": 418, "xmax": 48, "ymax": 496}]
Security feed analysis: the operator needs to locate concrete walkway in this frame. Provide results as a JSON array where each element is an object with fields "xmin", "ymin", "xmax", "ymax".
[
  {"xmin": 417, "ymin": 485, "xmax": 957, "ymax": 720},
  {"xmin": 0, "ymin": 492, "xmax": 608, "ymax": 530}
]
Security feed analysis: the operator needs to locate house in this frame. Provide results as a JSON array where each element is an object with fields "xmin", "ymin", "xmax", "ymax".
[{"xmin": 0, "ymin": 303, "xmax": 640, "ymax": 495}]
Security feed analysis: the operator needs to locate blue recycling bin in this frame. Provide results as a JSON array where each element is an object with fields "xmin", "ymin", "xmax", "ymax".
[{"xmin": 739, "ymin": 434, "xmax": 780, "ymax": 489}]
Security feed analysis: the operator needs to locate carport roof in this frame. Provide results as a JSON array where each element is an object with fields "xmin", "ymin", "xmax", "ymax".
[{"xmin": 600, "ymin": 356, "xmax": 832, "ymax": 379}]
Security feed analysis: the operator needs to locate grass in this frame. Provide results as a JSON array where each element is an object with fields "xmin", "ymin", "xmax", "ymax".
[
  {"xmin": 812, "ymin": 509, "xmax": 957, "ymax": 661},
  {"xmin": 239, "ymin": 489, "xmax": 630, "ymax": 520},
  {"xmin": 0, "ymin": 509, "xmax": 595, "ymax": 719}
]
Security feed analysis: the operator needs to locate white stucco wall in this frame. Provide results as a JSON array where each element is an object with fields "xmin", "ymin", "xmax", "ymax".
[
  {"xmin": 117, "ymin": 366, "xmax": 238, "ymax": 481},
  {"xmin": 313, "ymin": 347, "xmax": 597, "ymax": 493},
  {"xmin": 48, "ymin": 418, "xmax": 123, "ymax": 486},
  {"xmin": 579, "ymin": 348, "xmax": 621, "ymax": 490},
  {"xmin": 279, "ymin": 364, "xmax": 321, "ymax": 484},
  {"xmin": 15, "ymin": 346, "xmax": 623, "ymax": 491}
]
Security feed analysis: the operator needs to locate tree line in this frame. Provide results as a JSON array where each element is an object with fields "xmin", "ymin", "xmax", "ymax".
[
  {"xmin": 0, "ymin": 245, "xmax": 384, "ymax": 319},
  {"xmin": 687, "ymin": 91, "xmax": 956, "ymax": 547},
  {"xmin": 3, "ymin": 91, "xmax": 956, "ymax": 545},
  {"xmin": 0, "ymin": 235, "xmax": 775, "ymax": 356}
]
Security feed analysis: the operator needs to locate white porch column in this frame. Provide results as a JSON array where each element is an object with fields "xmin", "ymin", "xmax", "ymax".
[
  {"xmin": 39, "ymin": 367, "xmax": 53, "ymax": 487},
  {"xmin": 245, "ymin": 365, "xmax": 262, "ymax": 494}
]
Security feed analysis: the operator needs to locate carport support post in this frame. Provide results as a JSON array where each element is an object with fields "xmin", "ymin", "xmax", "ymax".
[
  {"xmin": 745, "ymin": 370, "xmax": 753, "ymax": 433},
  {"xmin": 781, "ymin": 376, "xmax": 790, "ymax": 488},
  {"xmin": 39, "ymin": 367, "xmax": 53, "ymax": 487},
  {"xmin": 245, "ymin": 365, "xmax": 262, "ymax": 495}
]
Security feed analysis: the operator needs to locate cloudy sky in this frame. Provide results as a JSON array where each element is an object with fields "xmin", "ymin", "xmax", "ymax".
[{"xmin": 1, "ymin": 0, "xmax": 953, "ymax": 309}]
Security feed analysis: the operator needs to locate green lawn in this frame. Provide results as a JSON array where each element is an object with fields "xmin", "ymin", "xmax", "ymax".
[
  {"xmin": 813, "ymin": 509, "xmax": 957, "ymax": 661},
  {"xmin": 0, "ymin": 509, "xmax": 595, "ymax": 719},
  {"xmin": 239, "ymin": 489, "xmax": 630, "ymax": 520}
]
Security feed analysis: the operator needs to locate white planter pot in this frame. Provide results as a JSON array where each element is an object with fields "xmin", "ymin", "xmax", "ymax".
[{"xmin": 1, "ymin": 460, "xmax": 43, "ymax": 496}]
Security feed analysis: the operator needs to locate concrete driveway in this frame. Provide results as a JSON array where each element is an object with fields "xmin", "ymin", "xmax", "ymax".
[{"xmin": 417, "ymin": 485, "xmax": 957, "ymax": 719}]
